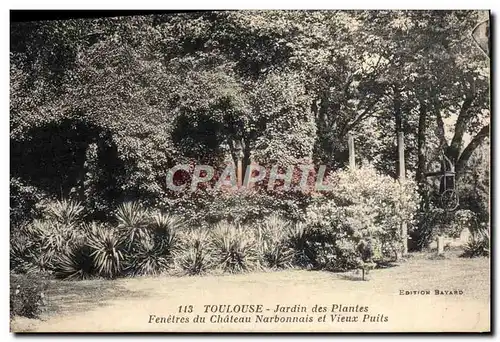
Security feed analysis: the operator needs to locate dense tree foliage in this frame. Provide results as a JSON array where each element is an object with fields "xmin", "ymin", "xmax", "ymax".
[{"xmin": 10, "ymin": 11, "xmax": 490, "ymax": 249}]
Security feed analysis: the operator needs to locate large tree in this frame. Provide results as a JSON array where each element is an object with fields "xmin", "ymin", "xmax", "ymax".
[{"xmin": 10, "ymin": 10, "xmax": 490, "ymax": 225}]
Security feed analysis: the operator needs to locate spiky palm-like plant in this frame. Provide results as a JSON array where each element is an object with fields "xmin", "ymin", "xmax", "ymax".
[
  {"xmin": 44, "ymin": 199, "xmax": 84, "ymax": 226},
  {"xmin": 287, "ymin": 222, "xmax": 312, "ymax": 267},
  {"xmin": 461, "ymin": 226, "xmax": 490, "ymax": 258},
  {"xmin": 52, "ymin": 244, "xmax": 94, "ymax": 280},
  {"xmin": 152, "ymin": 212, "xmax": 185, "ymax": 233},
  {"xmin": 115, "ymin": 202, "xmax": 149, "ymax": 250},
  {"xmin": 211, "ymin": 222, "xmax": 258, "ymax": 274},
  {"xmin": 126, "ymin": 212, "xmax": 182, "ymax": 276},
  {"xmin": 258, "ymin": 215, "xmax": 294, "ymax": 269},
  {"xmin": 10, "ymin": 233, "xmax": 39, "ymax": 274},
  {"xmin": 126, "ymin": 235, "xmax": 171, "ymax": 276},
  {"xmin": 150, "ymin": 212, "xmax": 183, "ymax": 248},
  {"xmin": 16, "ymin": 220, "xmax": 81, "ymax": 273},
  {"xmin": 87, "ymin": 224, "xmax": 125, "ymax": 279},
  {"xmin": 35, "ymin": 221, "xmax": 70, "ymax": 253},
  {"xmin": 175, "ymin": 230, "xmax": 212, "ymax": 276}
]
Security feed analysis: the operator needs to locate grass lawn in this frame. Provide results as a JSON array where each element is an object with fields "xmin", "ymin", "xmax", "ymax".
[{"xmin": 11, "ymin": 249, "xmax": 490, "ymax": 333}]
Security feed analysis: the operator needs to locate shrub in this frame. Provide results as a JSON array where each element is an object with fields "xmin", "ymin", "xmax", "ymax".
[
  {"xmin": 314, "ymin": 238, "xmax": 361, "ymax": 272},
  {"xmin": 127, "ymin": 235, "xmax": 172, "ymax": 276},
  {"xmin": 461, "ymin": 225, "xmax": 490, "ymax": 258},
  {"xmin": 43, "ymin": 199, "xmax": 85, "ymax": 226},
  {"xmin": 10, "ymin": 275, "xmax": 48, "ymax": 319},
  {"xmin": 175, "ymin": 229, "xmax": 212, "ymax": 275},
  {"xmin": 52, "ymin": 244, "xmax": 94, "ymax": 280},
  {"xmin": 287, "ymin": 225, "xmax": 359, "ymax": 272},
  {"xmin": 11, "ymin": 219, "xmax": 84, "ymax": 274},
  {"xmin": 158, "ymin": 187, "xmax": 312, "ymax": 228},
  {"xmin": 413, "ymin": 208, "xmax": 477, "ymax": 250},
  {"xmin": 287, "ymin": 222, "xmax": 315, "ymax": 267},
  {"xmin": 257, "ymin": 215, "xmax": 294, "ymax": 269},
  {"xmin": 126, "ymin": 212, "xmax": 181, "ymax": 276},
  {"xmin": 304, "ymin": 165, "xmax": 419, "ymax": 271},
  {"xmin": 10, "ymin": 177, "xmax": 46, "ymax": 227},
  {"xmin": 116, "ymin": 201, "xmax": 149, "ymax": 249},
  {"xmin": 10, "ymin": 229, "xmax": 40, "ymax": 274},
  {"xmin": 210, "ymin": 222, "xmax": 259, "ymax": 273},
  {"xmin": 87, "ymin": 223, "xmax": 125, "ymax": 278}
]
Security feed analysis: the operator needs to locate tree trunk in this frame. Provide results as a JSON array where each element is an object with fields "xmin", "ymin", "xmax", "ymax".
[
  {"xmin": 393, "ymin": 86, "xmax": 403, "ymax": 179},
  {"xmin": 242, "ymin": 141, "xmax": 251, "ymax": 178},
  {"xmin": 447, "ymin": 96, "xmax": 475, "ymax": 162},
  {"xmin": 416, "ymin": 101, "xmax": 427, "ymax": 187},
  {"xmin": 455, "ymin": 124, "xmax": 490, "ymax": 179}
]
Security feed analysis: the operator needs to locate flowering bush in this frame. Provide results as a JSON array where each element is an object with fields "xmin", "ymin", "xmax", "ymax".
[{"xmin": 305, "ymin": 165, "xmax": 420, "ymax": 270}]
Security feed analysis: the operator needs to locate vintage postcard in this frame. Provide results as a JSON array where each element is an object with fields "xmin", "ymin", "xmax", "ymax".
[{"xmin": 9, "ymin": 9, "xmax": 490, "ymax": 333}]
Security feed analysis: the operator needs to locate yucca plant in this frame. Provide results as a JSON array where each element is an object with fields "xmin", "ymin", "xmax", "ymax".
[
  {"xmin": 13, "ymin": 220, "xmax": 79, "ymax": 273},
  {"xmin": 126, "ymin": 212, "xmax": 181, "ymax": 275},
  {"xmin": 10, "ymin": 232, "xmax": 39, "ymax": 274},
  {"xmin": 175, "ymin": 230, "xmax": 212, "ymax": 276},
  {"xmin": 87, "ymin": 223, "xmax": 125, "ymax": 279},
  {"xmin": 35, "ymin": 221, "xmax": 71, "ymax": 252},
  {"xmin": 149, "ymin": 212, "xmax": 182, "ymax": 252},
  {"xmin": 461, "ymin": 226, "xmax": 490, "ymax": 258},
  {"xmin": 126, "ymin": 234, "xmax": 172, "ymax": 276},
  {"xmin": 211, "ymin": 222, "xmax": 258, "ymax": 274},
  {"xmin": 258, "ymin": 215, "xmax": 295, "ymax": 269},
  {"xmin": 52, "ymin": 244, "xmax": 94, "ymax": 280},
  {"xmin": 116, "ymin": 202, "xmax": 149, "ymax": 250},
  {"xmin": 152, "ymin": 212, "xmax": 185, "ymax": 233},
  {"xmin": 287, "ymin": 222, "xmax": 313, "ymax": 267},
  {"xmin": 44, "ymin": 199, "xmax": 84, "ymax": 226}
]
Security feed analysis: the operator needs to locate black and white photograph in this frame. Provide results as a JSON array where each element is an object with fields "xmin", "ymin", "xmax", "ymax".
[{"xmin": 9, "ymin": 9, "xmax": 491, "ymax": 333}]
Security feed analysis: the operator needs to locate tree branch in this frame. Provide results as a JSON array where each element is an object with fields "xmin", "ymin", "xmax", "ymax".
[
  {"xmin": 455, "ymin": 123, "xmax": 490, "ymax": 175},
  {"xmin": 448, "ymin": 77, "xmax": 477, "ymax": 161},
  {"xmin": 342, "ymin": 98, "xmax": 380, "ymax": 136},
  {"xmin": 448, "ymin": 96, "xmax": 475, "ymax": 161},
  {"xmin": 434, "ymin": 105, "xmax": 448, "ymax": 149}
]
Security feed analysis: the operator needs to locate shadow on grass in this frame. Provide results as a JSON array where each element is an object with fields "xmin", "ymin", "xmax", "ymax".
[
  {"xmin": 337, "ymin": 272, "xmax": 367, "ymax": 281},
  {"xmin": 44, "ymin": 279, "xmax": 151, "ymax": 318},
  {"xmin": 375, "ymin": 261, "xmax": 400, "ymax": 269}
]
